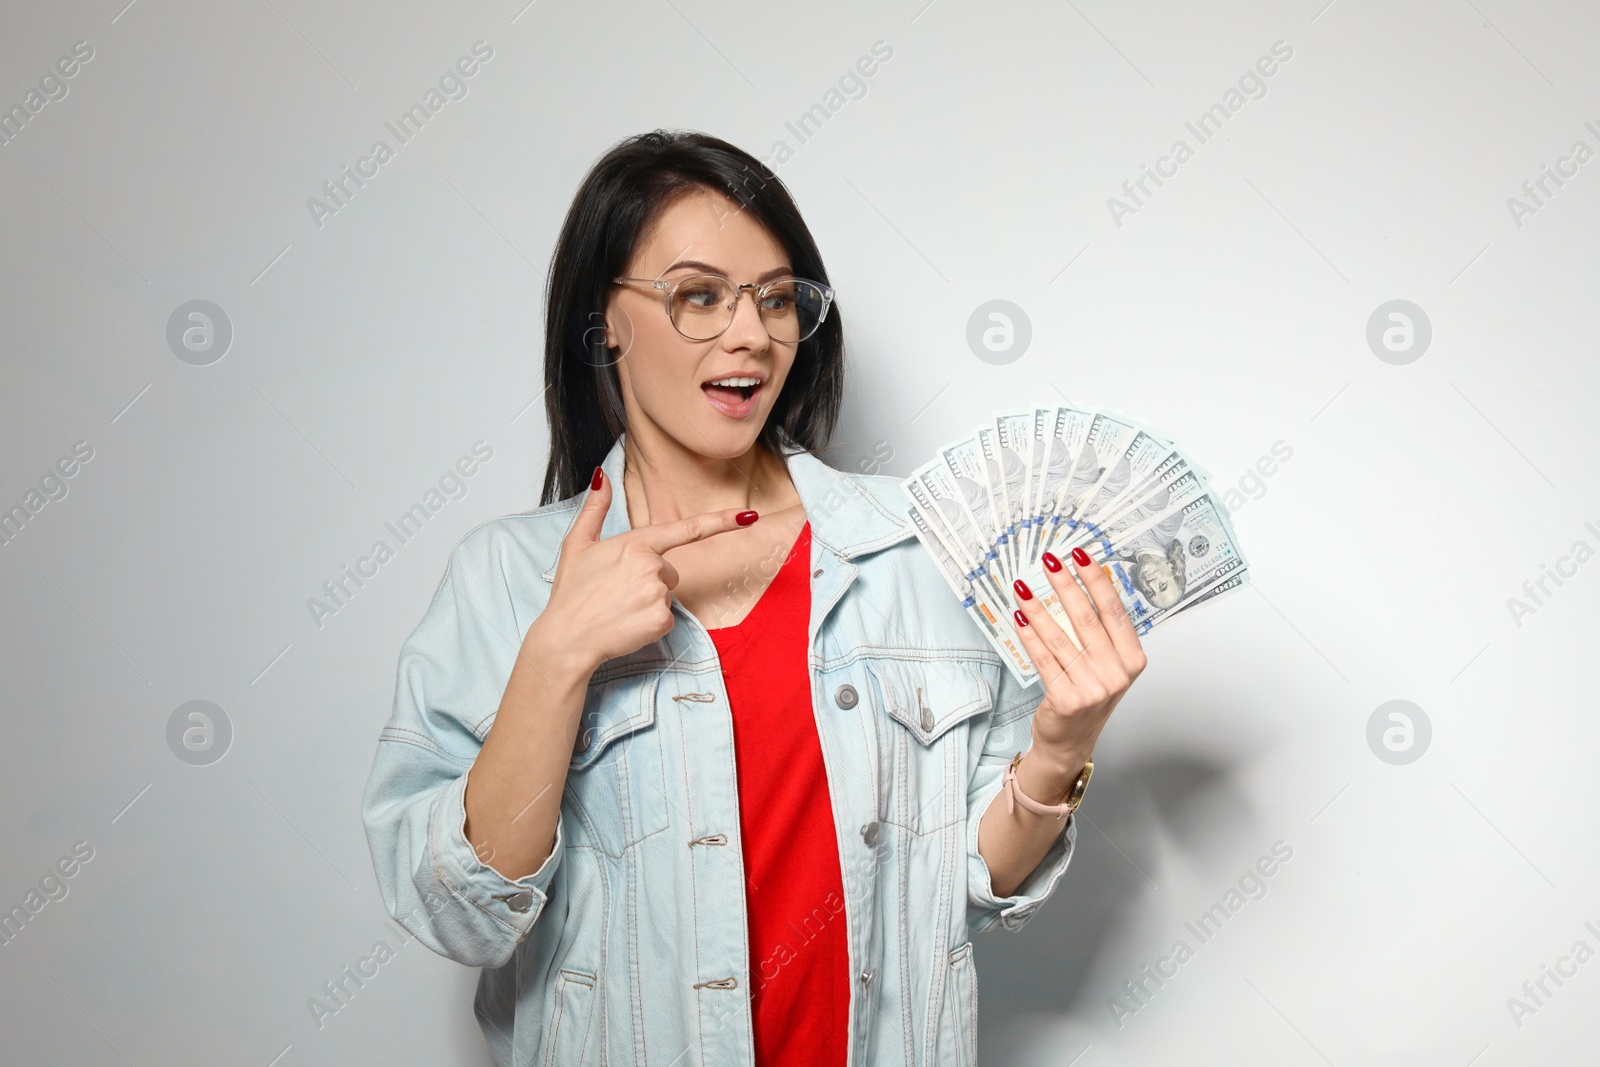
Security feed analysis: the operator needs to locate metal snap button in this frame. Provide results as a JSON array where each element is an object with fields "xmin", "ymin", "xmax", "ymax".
[
  {"xmin": 501, "ymin": 891, "xmax": 533, "ymax": 913},
  {"xmin": 812, "ymin": 568, "xmax": 823, "ymax": 578},
  {"xmin": 919, "ymin": 706, "xmax": 934, "ymax": 731},
  {"xmin": 575, "ymin": 730, "xmax": 591, "ymax": 753},
  {"xmin": 861, "ymin": 821, "xmax": 879, "ymax": 846},
  {"xmin": 834, "ymin": 684, "xmax": 858, "ymax": 709},
  {"xmin": 861, "ymin": 968, "xmax": 876, "ymax": 986}
]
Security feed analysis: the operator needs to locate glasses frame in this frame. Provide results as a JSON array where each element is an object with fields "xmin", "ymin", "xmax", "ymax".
[{"xmin": 611, "ymin": 272, "xmax": 835, "ymax": 344}]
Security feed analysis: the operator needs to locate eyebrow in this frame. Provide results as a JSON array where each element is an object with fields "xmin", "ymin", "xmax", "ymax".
[{"xmin": 660, "ymin": 259, "xmax": 793, "ymax": 283}]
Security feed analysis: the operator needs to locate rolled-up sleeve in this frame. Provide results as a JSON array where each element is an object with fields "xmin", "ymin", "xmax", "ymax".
[
  {"xmin": 361, "ymin": 534, "xmax": 563, "ymax": 969},
  {"xmin": 964, "ymin": 671, "xmax": 1077, "ymax": 936}
]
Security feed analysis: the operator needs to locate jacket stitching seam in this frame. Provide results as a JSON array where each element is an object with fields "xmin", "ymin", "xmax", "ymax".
[
  {"xmin": 814, "ymin": 647, "xmax": 1002, "ymax": 672},
  {"xmin": 929, "ymin": 745, "xmax": 958, "ymax": 1058},
  {"xmin": 674, "ymin": 700, "xmax": 709, "ymax": 1051},
  {"xmin": 377, "ymin": 727, "xmax": 468, "ymax": 762},
  {"xmin": 436, "ymin": 865, "xmax": 523, "ymax": 937}
]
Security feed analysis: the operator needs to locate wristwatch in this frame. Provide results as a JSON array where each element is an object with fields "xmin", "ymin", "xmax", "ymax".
[{"xmin": 1003, "ymin": 751, "xmax": 1093, "ymax": 820}]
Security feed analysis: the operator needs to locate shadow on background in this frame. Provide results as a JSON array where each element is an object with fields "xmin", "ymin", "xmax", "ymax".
[{"xmin": 977, "ymin": 751, "xmax": 1253, "ymax": 1065}]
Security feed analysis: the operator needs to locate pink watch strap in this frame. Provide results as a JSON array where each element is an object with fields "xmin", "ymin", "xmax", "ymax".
[{"xmin": 998, "ymin": 755, "xmax": 1075, "ymax": 825}]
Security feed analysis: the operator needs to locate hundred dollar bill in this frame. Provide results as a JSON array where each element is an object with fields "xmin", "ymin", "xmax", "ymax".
[
  {"xmin": 1099, "ymin": 491, "xmax": 1248, "ymax": 626},
  {"xmin": 1062, "ymin": 412, "xmax": 1142, "ymax": 524},
  {"xmin": 1076, "ymin": 432, "xmax": 1181, "ymax": 532},
  {"xmin": 903, "ymin": 465, "xmax": 1010, "ymax": 612},
  {"xmin": 935, "ymin": 436, "xmax": 1010, "ymax": 597},
  {"xmin": 1119, "ymin": 557, "xmax": 1250, "ymax": 634},
  {"xmin": 1040, "ymin": 430, "xmax": 1175, "ymax": 561},
  {"xmin": 974, "ymin": 426, "xmax": 1014, "ymax": 582},
  {"xmin": 906, "ymin": 400, "xmax": 1249, "ymax": 684},
  {"xmin": 1025, "ymin": 405, "xmax": 1086, "ymax": 567},
  {"xmin": 1052, "ymin": 462, "xmax": 1210, "ymax": 562},
  {"xmin": 992, "ymin": 413, "xmax": 1033, "ymax": 581},
  {"xmin": 1017, "ymin": 484, "xmax": 1247, "ymax": 632},
  {"xmin": 969, "ymin": 562, "xmax": 1080, "ymax": 686},
  {"xmin": 1035, "ymin": 409, "xmax": 1112, "ymax": 558},
  {"xmin": 1030, "ymin": 404, "xmax": 1056, "ymax": 563},
  {"xmin": 903, "ymin": 506, "xmax": 1032, "ymax": 677},
  {"xmin": 1152, "ymin": 569, "xmax": 1249, "ymax": 624},
  {"xmin": 1010, "ymin": 546, "xmax": 1246, "ymax": 653},
  {"xmin": 1031, "ymin": 407, "xmax": 1092, "ymax": 551}
]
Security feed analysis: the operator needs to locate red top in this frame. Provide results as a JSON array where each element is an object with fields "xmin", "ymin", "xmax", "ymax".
[{"xmin": 706, "ymin": 522, "xmax": 850, "ymax": 1066}]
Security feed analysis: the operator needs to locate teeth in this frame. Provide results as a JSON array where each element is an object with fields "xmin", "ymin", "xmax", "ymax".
[{"xmin": 707, "ymin": 376, "xmax": 760, "ymax": 388}]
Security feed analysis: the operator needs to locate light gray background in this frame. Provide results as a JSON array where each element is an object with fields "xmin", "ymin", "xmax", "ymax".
[{"xmin": 3, "ymin": 1, "xmax": 1596, "ymax": 1064}]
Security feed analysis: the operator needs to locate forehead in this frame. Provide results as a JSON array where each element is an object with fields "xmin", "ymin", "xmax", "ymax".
[{"xmin": 631, "ymin": 187, "xmax": 789, "ymax": 273}]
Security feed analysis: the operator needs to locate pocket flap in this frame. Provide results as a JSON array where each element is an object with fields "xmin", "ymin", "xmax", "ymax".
[
  {"xmin": 571, "ymin": 667, "xmax": 659, "ymax": 769},
  {"xmin": 864, "ymin": 658, "xmax": 992, "ymax": 745}
]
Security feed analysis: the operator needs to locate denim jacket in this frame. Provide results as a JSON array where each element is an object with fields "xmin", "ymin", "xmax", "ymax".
[{"xmin": 361, "ymin": 437, "xmax": 1077, "ymax": 1066}]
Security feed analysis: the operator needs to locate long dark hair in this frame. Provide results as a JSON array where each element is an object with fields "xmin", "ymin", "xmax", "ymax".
[{"xmin": 539, "ymin": 130, "xmax": 845, "ymax": 505}]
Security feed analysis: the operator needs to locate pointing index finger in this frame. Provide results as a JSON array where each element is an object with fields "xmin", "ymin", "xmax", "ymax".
[{"xmin": 626, "ymin": 509, "xmax": 759, "ymax": 554}]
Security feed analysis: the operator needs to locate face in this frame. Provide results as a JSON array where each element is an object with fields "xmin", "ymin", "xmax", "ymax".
[
  {"xmin": 1132, "ymin": 545, "xmax": 1186, "ymax": 609},
  {"xmin": 605, "ymin": 187, "xmax": 799, "ymax": 462}
]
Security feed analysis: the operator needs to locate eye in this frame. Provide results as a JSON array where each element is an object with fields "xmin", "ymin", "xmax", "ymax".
[
  {"xmin": 675, "ymin": 277, "xmax": 727, "ymax": 309},
  {"xmin": 760, "ymin": 282, "xmax": 796, "ymax": 312}
]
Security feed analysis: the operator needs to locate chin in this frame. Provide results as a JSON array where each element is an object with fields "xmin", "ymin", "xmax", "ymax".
[{"xmin": 691, "ymin": 423, "xmax": 765, "ymax": 458}]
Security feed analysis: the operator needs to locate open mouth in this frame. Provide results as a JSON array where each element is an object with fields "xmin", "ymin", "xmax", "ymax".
[{"xmin": 701, "ymin": 374, "xmax": 765, "ymax": 417}]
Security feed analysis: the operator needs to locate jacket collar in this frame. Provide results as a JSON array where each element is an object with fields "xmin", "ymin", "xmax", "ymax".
[{"xmin": 540, "ymin": 435, "xmax": 912, "ymax": 581}]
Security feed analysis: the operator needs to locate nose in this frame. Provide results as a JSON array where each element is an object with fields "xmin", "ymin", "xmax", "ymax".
[{"xmin": 723, "ymin": 285, "xmax": 769, "ymax": 350}]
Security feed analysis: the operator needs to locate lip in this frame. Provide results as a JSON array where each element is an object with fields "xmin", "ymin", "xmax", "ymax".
[{"xmin": 700, "ymin": 371, "xmax": 767, "ymax": 420}]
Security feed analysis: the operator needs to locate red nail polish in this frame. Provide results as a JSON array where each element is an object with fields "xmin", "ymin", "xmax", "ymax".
[
  {"xmin": 1013, "ymin": 579, "xmax": 1032, "ymax": 601},
  {"xmin": 1042, "ymin": 551, "xmax": 1062, "ymax": 573},
  {"xmin": 590, "ymin": 467, "xmax": 604, "ymax": 491},
  {"xmin": 736, "ymin": 510, "xmax": 759, "ymax": 527},
  {"xmin": 1013, "ymin": 609, "xmax": 1029, "ymax": 627},
  {"xmin": 1072, "ymin": 546, "xmax": 1092, "ymax": 567}
]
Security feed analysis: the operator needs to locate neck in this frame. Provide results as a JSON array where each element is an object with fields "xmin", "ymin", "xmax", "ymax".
[{"xmin": 620, "ymin": 428, "xmax": 795, "ymax": 529}]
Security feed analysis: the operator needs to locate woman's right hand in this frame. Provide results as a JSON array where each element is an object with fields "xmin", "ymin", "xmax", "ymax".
[{"xmin": 525, "ymin": 467, "xmax": 758, "ymax": 677}]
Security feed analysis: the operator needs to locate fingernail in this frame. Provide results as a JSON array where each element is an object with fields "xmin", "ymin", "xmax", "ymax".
[
  {"xmin": 1013, "ymin": 609, "xmax": 1029, "ymax": 627},
  {"xmin": 1042, "ymin": 551, "xmax": 1062, "ymax": 573},
  {"xmin": 736, "ymin": 510, "xmax": 759, "ymax": 527},
  {"xmin": 591, "ymin": 467, "xmax": 604, "ymax": 491},
  {"xmin": 1013, "ymin": 579, "xmax": 1032, "ymax": 601},
  {"xmin": 1072, "ymin": 546, "xmax": 1092, "ymax": 567}
]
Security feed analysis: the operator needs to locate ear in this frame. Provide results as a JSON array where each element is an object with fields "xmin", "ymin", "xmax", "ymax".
[{"xmin": 605, "ymin": 295, "xmax": 634, "ymax": 356}]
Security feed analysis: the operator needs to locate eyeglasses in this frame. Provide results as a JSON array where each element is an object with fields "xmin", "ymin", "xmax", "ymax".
[{"xmin": 612, "ymin": 272, "xmax": 834, "ymax": 344}]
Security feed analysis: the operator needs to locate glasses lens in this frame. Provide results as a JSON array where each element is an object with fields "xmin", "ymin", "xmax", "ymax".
[
  {"xmin": 762, "ymin": 279, "xmax": 829, "ymax": 343},
  {"xmin": 670, "ymin": 276, "xmax": 735, "ymax": 340},
  {"xmin": 668, "ymin": 275, "xmax": 830, "ymax": 342},
  {"xmin": 784, "ymin": 279, "xmax": 832, "ymax": 342}
]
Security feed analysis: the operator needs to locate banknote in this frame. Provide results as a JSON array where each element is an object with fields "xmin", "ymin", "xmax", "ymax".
[
  {"xmin": 993, "ymin": 410, "xmax": 1033, "ymax": 580},
  {"xmin": 904, "ymin": 402, "xmax": 1251, "ymax": 686},
  {"xmin": 1099, "ymin": 492, "xmax": 1248, "ymax": 626}
]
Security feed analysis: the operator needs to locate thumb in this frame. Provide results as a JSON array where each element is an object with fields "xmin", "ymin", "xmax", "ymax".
[{"xmin": 567, "ymin": 466, "xmax": 611, "ymax": 545}]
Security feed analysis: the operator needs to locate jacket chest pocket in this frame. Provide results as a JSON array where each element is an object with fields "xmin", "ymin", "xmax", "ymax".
[
  {"xmin": 863, "ymin": 658, "xmax": 992, "ymax": 836},
  {"xmin": 563, "ymin": 669, "xmax": 672, "ymax": 857}
]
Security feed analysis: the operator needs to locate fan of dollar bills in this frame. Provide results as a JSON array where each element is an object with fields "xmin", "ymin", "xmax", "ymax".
[{"xmin": 902, "ymin": 404, "xmax": 1250, "ymax": 686}]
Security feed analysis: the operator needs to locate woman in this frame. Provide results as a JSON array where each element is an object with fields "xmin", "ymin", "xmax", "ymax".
[{"xmin": 361, "ymin": 130, "xmax": 1146, "ymax": 1066}]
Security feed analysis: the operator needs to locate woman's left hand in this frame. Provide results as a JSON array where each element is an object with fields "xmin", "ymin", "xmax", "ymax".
[{"xmin": 1011, "ymin": 547, "xmax": 1148, "ymax": 769}]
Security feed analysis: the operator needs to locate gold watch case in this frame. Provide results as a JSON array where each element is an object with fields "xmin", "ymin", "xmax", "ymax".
[{"xmin": 1064, "ymin": 758, "xmax": 1094, "ymax": 811}]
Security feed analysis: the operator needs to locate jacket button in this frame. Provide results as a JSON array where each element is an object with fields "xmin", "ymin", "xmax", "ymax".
[
  {"xmin": 861, "ymin": 821, "xmax": 879, "ymax": 846},
  {"xmin": 834, "ymin": 684, "xmax": 858, "ymax": 709},
  {"xmin": 861, "ymin": 967, "xmax": 876, "ymax": 986},
  {"xmin": 502, "ymin": 891, "xmax": 533, "ymax": 913},
  {"xmin": 575, "ymin": 730, "xmax": 591, "ymax": 753},
  {"xmin": 919, "ymin": 706, "xmax": 934, "ymax": 731}
]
